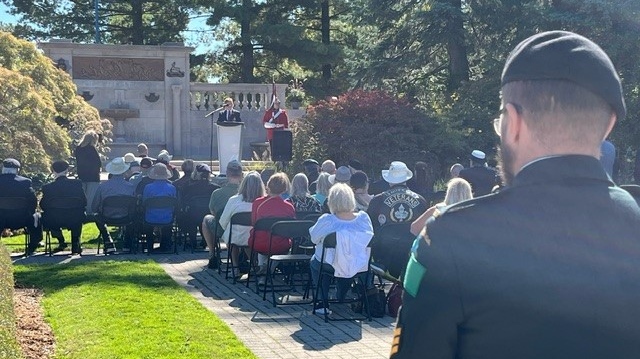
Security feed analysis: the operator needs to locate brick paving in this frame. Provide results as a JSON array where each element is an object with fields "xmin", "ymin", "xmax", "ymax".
[{"xmin": 13, "ymin": 250, "xmax": 396, "ymax": 359}]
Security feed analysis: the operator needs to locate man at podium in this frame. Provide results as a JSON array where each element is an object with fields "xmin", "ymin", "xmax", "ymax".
[
  {"xmin": 218, "ymin": 97, "xmax": 242, "ymax": 123},
  {"xmin": 262, "ymin": 97, "xmax": 289, "ymax": 151}
]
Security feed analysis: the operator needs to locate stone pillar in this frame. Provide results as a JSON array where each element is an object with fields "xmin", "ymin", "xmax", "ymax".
[{"xmin": 171, "ymin": 85, "xmax": 182, "ymax": 155}]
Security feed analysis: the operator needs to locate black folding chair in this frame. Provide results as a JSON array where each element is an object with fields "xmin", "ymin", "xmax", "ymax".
[
  {"xmin": 371, "ymin": 222, "xmax": 415, "ymax": 280},
  {"xmin": 96, "ymin": 195, "xmax": 138, "ymax": 254},
  {"xmin": 224, "ymin": 211, "xmax": 252, "ymax": 282},
  {"xmin": 295, "ymin": 211, "xmax": 319, "ymax": 220},
  {"xmin": 180, "ymin": 195, "xmax": 211, "ymax": 253},
  {"xmin": 312, "ymin": 232, "xmax": 373, "ymax": 323},
  {"xmin": 303, "ymin": 213, "xmax": 323, "ymax": 222},
  {"xmin": 263, "ymin": 219, "xmax": 315, "ymax": 306},
  {"xmin": 141, "ymin": 196, "xmax": 178, "ymax": 254},
  {"xmin": 0, "ymin": 197, "xmax": 32, "ymax": 255},
  {"xmin": 247, "ymin": 217, "xmax": 292, "ymax": 289},
  {"xmin": 42, "ymin": 197, "xmax": 86, "ymax": 256}
]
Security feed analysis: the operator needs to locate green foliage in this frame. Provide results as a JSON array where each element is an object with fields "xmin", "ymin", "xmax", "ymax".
[
  {"xmin": 14, "ymin": 260, "xmax": 256, "ymax": 359},
  {"xmin": 0, "ymin": 32, "xmax": 110, "ymax": 175},
  {"xmin": 292, "ymin": 90, "xmax": 464, "ymax": 179},
  {"xmin": 2, "ymin": 0, "xmax": 190, "ymax": 45},
  {"xmin": 0, "ymin": 244, "xmax": 21, "ymax": 359}
]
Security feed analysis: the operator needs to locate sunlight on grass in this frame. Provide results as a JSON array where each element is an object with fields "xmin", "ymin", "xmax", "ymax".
[
  {"xmin": 2, "ymin": 223, "xmax": 108, "ymax": 253},
  {"xmin": 14, "ymin": 260, "xmax": 256, "ymax": 359}
]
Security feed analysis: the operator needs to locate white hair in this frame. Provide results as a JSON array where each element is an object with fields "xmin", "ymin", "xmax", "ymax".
[{"xmin": 328, "ymin": 183, "xmax": 356, "ymax": 214}]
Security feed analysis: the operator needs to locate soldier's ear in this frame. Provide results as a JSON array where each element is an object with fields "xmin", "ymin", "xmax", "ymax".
[{"xmin": 503, "ymin": 102, "xmax": 523, "ymax": 145}]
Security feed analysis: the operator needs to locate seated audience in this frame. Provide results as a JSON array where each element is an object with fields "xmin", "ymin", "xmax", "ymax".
[
  {"xmin": 249, "ymin": 172, "xmax": 296, "ymax": 269},
  {"xmin": 309, "ymin": 183, "xmax": 374, "ymax": 314},
  {"xmin": 406, "ymin": 161, "xmax": 434, "ymax": 201},
  {"xmin": 91, "ymin": 157, "xmax": 135, "ymax": 253},
  {"xmin": 303, "ymin": 159, "xmax": 320, "ymax": 194},
  {"xmin": 287, "ymin": 173, "xmax": 322, "ymax": 213},
  {"xmin": 40, "ymin": 160, "xmax": 86, "ymax": 255},
  {"xmin": 410, "ymin": 177, "xmax": 473, "ymax": 236},
  {"xmin": 202, "ymin": 160, "xmax": 244, "ymax": 268},
  {"xmin": 367, "ymin": 161, "xmax": 429, "ymax": 230},
  {"xmin": 450, "ymin": 163, "xmax": 464, "ymax": 178},
  {"xmin": 321, "ymin": 160, "xmax": 336, "ymax": 175},
  {"xmin": 133, "ymin": 158, "xmax": 154, "ymax": 196},
  {"xmin": 142, "ymin": 163, "xmax": 177, "ymax": 252},
  {"xmin": 350, "ymin": 171, "xmax": 373, "ymax": 211},
  {"xmin": 125, "ymin": 160, "xmax": 141, "ymax": 181},
  {"xmin": 312, "ymin": 173, "xmax": 331, "ymax": 207},
  {"xmin": 172, "ymin": 159, "xmax": 195, "ymax": 192},
  {"xmin": 0, "ymin": 158, "xmax": 42, "ymax": 254},
  {"xmin": 458, "ymin": 150, "xmax": 498, "ymax": 196},
  {"xmin": 218, "ymin": 171, "xmax": 265, "ymax": 272},
  {"xmin": 179, "ymin": 163, "xmax": 218, "ymax": 247},
  {"xmin": 156, "ymin": 150, "xmax": 179, "ymax": 181}
]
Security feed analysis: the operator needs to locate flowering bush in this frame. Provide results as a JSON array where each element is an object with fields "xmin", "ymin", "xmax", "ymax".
[{"xmin": 292, "ymin": 90, "xmax": 464, "ymax": 179}]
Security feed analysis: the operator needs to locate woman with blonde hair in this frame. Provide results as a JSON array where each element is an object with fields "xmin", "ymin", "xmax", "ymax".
[
  {"xmin": 218, "ymin": 171, "xmax": 265, "ymax": 272},
  {"xmin": 312, "ymin": 172, "xmax": 331, "ymax": 206},
  {"xmin": 309, "ymin": 183, "xmax": 374, "ymax": 314},
  {"xmin": 410, "ymin": 178, "xmax": 473, "ymax": 236}
]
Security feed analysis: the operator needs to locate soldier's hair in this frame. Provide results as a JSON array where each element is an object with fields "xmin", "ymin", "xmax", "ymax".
[
  {"xmin": 501, "ymin": 80, "xmax": 612, "ymax": 147},
  {"xmin": 328, "ymin": 183, "xmax": 356, "ymax": 214},
  {"xmin": 266, "ymin": 172, "xmax": 290, "ymax": 196}
]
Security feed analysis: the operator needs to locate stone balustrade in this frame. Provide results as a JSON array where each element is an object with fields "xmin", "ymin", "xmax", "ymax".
[{"xmin": 190, "ymin": 83, "xmax": 289, "ymax": 112}]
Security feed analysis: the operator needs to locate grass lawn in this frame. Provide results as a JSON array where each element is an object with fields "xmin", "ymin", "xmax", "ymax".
[
  {"xmin": 14, "ymin": 260, "xmax": 256, "ymax": 359},
  {"xmin": 2, "ymin": 223, "xmax": 110, "ymax": 253}
]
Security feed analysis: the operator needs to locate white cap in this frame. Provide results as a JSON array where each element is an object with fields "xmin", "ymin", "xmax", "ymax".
[{"xmin": 471, "ymin": 150, "xmax": 486, "ymax": 160}]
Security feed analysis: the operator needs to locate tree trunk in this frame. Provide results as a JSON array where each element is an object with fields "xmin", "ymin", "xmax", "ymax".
[
  {"xmin": 445, "ymin": 0, "xmax": 469, "ymax": 91},
  {"xmin": 131, "ymin": 0, "xmax": 144, "ymax": 44},
  {"xmin": 240, "ymin": 0, "xmax": 255, "ymax": 82},
  {"xmin": 321, "ymin": 0, "xmax": 331, "ymax": 81}
]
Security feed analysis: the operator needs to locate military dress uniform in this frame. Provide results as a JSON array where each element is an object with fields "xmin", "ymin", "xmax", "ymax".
[{"xmin": 391, "ymin": 155, "xmax": 640, "ymax": 359}]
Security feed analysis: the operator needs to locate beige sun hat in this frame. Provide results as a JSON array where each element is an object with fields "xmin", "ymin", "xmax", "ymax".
[
  {"xmin": 382, "ymin": 161, "xmax": 413, "ymax": 184},
  {"xmin": 148, "ymin": 163, "xmax": 172, "ymax": 180},
  {"xmin": 106, "ymin": 157, "xmax": 129, "ymax": 175},
  {"xmin": 123, "ymin": 152, "xmax": 136, "ymax": 163}
]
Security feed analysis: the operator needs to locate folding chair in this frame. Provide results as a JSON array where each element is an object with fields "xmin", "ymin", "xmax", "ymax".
[
  {"xmin": 247, "ymin": 216, "xmax": 292, "ymax": 289},
  {"xmin": 312, "ymin": 232, "xmax": 373, "ymax": 323},
  {"xmin": 303, "ymin": 213, "xmax": 323, "ymax": 222},
  {"xmin": 370, "ymin": 223, "xmax": 414, "ymax": 280},
  {"xmin": 263, "ymin": 219, "xmax": 315, "ymax": 306},
  {"xmin": 180, "ymin": 195, "xmax": 211, "ymax": 253},
  {"xmin": 42, "ymin": 197, "xmax": 86, "ymax": 256},
  {"xmin": 225, "ymin": 211, "xmax": 252, "ymax": 283},
  {"xmin": 141, "ymin": 196, "xmax": 178, "ymax": 254},
  {"xmin": 96, "ymin": 195, "xmax": 137, "ymax": 254},
  {"xmin": 295, "ymin": 211, "xmax": 319, "ymax": 220},
  {"xmin": 0, "ymin": 197, "xmax": 32, "ymax": 255}
]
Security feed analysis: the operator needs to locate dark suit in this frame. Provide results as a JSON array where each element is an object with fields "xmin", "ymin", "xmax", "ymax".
[
  {"xmin": 217, "ymin": 109, "xmax": 241, "ymax": 122},
  {"xmin": 0, "ymin": 173, "xmax": 42, "ymax": 249},
  {"xmin": 458, "ymin": 165, "xmax": 498, "ymax": 196},
  {"xmin": 392, "ymin": 156, "xmax": 640, "ymax": 359},
  {"xmin": 40, "ymin": 176, "xmax": 86, "ymax": 249}
]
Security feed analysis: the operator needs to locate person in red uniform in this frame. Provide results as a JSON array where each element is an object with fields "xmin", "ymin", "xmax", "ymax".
[
  {"xmin": 262, "ymin": 98, "xmax": 289, "ymax": 153},
  {"xmin": 249, "ymin": 172, "xmax": 295, "ymax": 270}
]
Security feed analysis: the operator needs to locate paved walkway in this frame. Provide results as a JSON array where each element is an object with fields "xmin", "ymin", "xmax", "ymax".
[{"xmin": 13, "ymin": 250, "xmax": 396, "ymax": 359}]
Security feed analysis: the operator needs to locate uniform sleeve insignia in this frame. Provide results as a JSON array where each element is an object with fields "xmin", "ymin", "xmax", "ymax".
[{"xmin": 390, "ymin": 326, "xmax": 402, "ymax": 356}]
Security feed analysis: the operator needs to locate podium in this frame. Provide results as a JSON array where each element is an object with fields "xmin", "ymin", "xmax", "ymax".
[{"xmin": 216, "ymin": 121, "xmax": 243, "ymax": 175}]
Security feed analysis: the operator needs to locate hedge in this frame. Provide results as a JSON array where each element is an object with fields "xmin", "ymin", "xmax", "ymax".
[{"xmin": 0, "ymin": 243, "xmax": 21, "ymax": 358}]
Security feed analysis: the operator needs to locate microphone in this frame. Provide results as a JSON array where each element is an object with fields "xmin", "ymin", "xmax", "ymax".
[{"xmin": 204, "ymin": 106, "xmax": 225, "ymax": 118}]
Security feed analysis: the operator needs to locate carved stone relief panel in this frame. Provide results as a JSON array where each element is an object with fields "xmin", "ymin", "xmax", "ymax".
[{"xmin": 72, "ymin": 57, "xmax": 164, "ymax": 81}]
